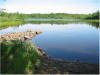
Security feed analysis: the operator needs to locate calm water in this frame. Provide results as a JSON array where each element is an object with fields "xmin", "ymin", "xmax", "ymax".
[
  {"xmin": 0, "ymin": 22, "xmax": 99, "ymax": 64},
  {"xmin": 25, "ymin": 19, "xmax": 80, "ymax": 21}
]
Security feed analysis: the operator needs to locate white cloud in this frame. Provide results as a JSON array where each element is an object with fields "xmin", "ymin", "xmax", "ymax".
[{"xmin": 0, "ymin": 0, "xmax": 98, "ymax": 14}]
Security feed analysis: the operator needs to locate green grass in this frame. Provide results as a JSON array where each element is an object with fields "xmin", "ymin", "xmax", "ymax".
[
  {"xmin": 0, "ymin": 16, "xmax": 24, "ymax": 29},
  {"xmin": 0, "ymin": 21, "xmax": 24, "ymax": 29},
  {"xmin": 1, "ymin": 39, "xmax": 39, "ymax": 74},
  {"xmin": 0, "ymin": 21, "xmax": 23, "ymax": 26},
  {"xmin": 81, "ymin": 19, "xmax": 100, "ymax": 23}
]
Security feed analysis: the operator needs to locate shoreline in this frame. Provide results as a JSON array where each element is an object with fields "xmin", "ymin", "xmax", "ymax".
[
  {"xmin": 38, "ymin": 47, "xmax": 98, "ymax": 64},
  {"xmin": 0, "ymin": 30, "xmax": 99, "ymax": 74},
  {"xmin": 34, "ymin": 47, "xmax": 99, "ymax": 74}
]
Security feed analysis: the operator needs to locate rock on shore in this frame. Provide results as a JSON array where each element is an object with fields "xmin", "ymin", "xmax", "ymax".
[{"xmin": 0, "ymin": 30, "xmax": 42, "ymax": 41}]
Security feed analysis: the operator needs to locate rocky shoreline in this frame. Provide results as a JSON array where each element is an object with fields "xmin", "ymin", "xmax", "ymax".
[
  {"xmin": 34, "ymin": 47, "xmax": 99, "ymax": 74},
  {"xmin": 0, "ymin": 30, "xmax": 99, "ymax": 74},
  {"xmin": 0, "ymin": 30, "xmax": 42, "ymax": 42}
]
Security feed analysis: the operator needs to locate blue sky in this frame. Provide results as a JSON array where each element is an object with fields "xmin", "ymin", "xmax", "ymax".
[{"xmin": 0, "ymin": 0, "xmax": 99, "ymax": 14}]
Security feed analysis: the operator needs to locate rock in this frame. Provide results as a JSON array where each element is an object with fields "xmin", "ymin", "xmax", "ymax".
[
  {"xmin": 35, "ymin": 30, "xmax": 42, "ymax": 34},
  {"xmin": 43, "ymin": 52, "xmax": 47, "ymax": 56},
  {"xmin": 2, "ymin": 38, "xmax": 7, "ymax": 41},
  {"xmin": 0, "ymin": 30, "xmax": 42, "ymax": 41},
  {"xmin": 24, "ymin": 36, "xmax": 30, "ymax": 40},
  {"xmin": 38, "ymin": 48, "xmax": 43, "ymax": 52},
  {"xmin": 27, "ymin": 29, "xmax": 32, "ymax": 32}
]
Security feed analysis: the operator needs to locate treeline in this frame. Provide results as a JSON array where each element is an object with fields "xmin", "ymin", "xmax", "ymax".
[
  {"xmin": 0, "ymin": 11, "xmax": 99, "ymax": 20},
  {"xmin": 0, "ymin": 12, "xmax": 86, "ymax": 20},
  {"xmin": 24, "ymin": 13, "xmax": 87, "ymax": 19},
  {"xmin": 85, "ymin": 11, "xmax": 99, "ymax": 19}
]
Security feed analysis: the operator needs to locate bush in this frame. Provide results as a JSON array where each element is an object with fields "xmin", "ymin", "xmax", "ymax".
[{"xmin": 1, "ymin": 39, "xmax": 38, "ymax": 74}]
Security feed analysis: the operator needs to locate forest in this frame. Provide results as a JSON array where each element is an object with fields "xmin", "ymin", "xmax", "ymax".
[{"xmin": 0, "ymin": 9, "xmax": 99, "ymax": 20}]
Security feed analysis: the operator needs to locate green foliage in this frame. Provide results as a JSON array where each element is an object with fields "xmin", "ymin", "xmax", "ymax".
[
  {"xmin": 1, "ymin": 39, "xmax": 38, "ymax": 74},
  {"xmin": 0, "ymin": 11, "xmax": 87, "ymax": 19},
  {"xmin": 0, "ymin": 11, "xmax": 99, "ymax": 20},
  {"xmin": 0, "ymin": 21, "xmax": 23, "ymax": 28},
  {"xmin": 0, "ymin": 11, "xmax": 99, "ymax": 29},
  {"xmin": 85, "ymin": 11, "xmax": 99, "ymax": 19}
]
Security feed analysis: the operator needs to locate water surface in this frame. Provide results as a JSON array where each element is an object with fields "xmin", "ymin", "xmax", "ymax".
[
  {"xmin": 25, "ymin": 19, "xmax": 80, "ymax": 21},
  {"xmin": 0, "ymin": 22, "xmax": 99, "ymax": 64}
]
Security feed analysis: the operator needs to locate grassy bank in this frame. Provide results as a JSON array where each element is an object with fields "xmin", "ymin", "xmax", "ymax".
[
  {"xmin": 0, "ymin": 21, "xmax": 23, "ymax": 27},
  {"xmin": 1, "ymin": 39, "xmax": 39, "ymax": 74},
  {"xmin": 0, "ymin": 16, "xmax": 24, "ymax": 29}
]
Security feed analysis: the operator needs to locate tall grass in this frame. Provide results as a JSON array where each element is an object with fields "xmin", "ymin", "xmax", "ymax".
[
  {"xmin": 1, "ymin": 39, "xmax": 38, "ymax": 74},
  {"xmin": 0, "ymin": 16, "xmax": 24, "ymax": 29},
  {"xmin": 0, "ymin": 21, "xmax": 23, "ymax": 26}
]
